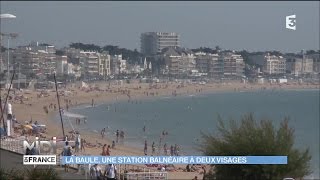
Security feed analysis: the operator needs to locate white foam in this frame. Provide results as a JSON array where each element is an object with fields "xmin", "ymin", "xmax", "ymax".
[{"xmin": 63, "ymin": 112, "xmax": 86, "ymax": 118}]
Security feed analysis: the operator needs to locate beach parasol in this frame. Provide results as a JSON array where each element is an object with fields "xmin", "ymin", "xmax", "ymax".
[{"xmin": 24, "ymin": 125, "xmax": 33, "ymax": 129}]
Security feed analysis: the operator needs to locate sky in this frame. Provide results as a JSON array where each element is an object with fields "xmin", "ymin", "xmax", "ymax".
[{"xmin": 0, "ymin": 1, "xmax": 319, "ymax": 53}]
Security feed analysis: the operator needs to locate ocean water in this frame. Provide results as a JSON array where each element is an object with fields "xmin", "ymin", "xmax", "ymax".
[{"xmin": 57, "ymin": 89, "xmax": 319, "ymax": 178}]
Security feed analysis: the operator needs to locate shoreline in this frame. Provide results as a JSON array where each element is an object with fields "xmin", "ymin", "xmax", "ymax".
[{"xmin": 5, "ymin": 81, "xmax": 320, "ymax": 179}]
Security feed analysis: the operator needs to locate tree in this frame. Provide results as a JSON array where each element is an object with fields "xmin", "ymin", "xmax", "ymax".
[
  {"xmin": 55, "ymin": 50, "xmax": 65, "ymax": 56},
  {"xmin": 38, "ymin": 43, "xmax": 52, "ymax": 46},
  {"xmin": 200, "ymin": 113, "xmax": 312, "ymax": 180},
  {"xmin": 70, "ymin": 42, "xmax": 101, "ymax": 52},
  {"xmin": 1, "ymin": 46, "xmax": 6, "ymax": 52}
]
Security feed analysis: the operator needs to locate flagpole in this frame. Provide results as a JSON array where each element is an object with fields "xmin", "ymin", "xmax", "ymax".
[{"xmin": 54, "ymin": 72, "xmax": 65, "ymax": 138}]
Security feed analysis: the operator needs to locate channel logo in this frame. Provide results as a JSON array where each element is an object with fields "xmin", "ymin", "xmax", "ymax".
[
  {"xmin": 286, "ymin": 14, "xmax": 296, "ymax": 30},
  {"xmin": 23, "ymin": 155, "xmax": 57, "ymax": 165}
]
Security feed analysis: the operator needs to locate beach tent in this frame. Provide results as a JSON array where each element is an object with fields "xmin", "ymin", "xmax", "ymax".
[{"xmin": 81, "ymin": 81, "xmax": 89, "ymax": 88}]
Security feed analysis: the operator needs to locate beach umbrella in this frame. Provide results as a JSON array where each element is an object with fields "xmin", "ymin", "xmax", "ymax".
[{"xmin": 24, "ymin": 125, "xmax": 33, "ymax": 129}]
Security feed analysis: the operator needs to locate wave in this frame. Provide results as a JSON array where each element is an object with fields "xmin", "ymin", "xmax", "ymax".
[{"xmin": 63, "ymin": 111, "xmax": 86, "ymax": 118}]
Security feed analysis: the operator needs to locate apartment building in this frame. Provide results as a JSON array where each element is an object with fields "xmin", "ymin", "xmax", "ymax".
[
  {"xmin": 12, "ymin": 47, "xmax": 40, "ymax": 76},
  {"xmin": 141, "ymin": 32, "xmax": 180, "ymax": 56},
  {"xmin": 219, "ymin": 52, "xmax": 245, "ymax": 78},
  {"xmin": 161, "ymin": 47, "xmax": 196, "ymax": 77},
  {"xmin": 250, "ymin": 54, "xmax": 286, "ymax": 75},
  {"xmin": 306, "ymin": 53, "xmax": 320, "ymax": 73},
  {"xmin": 56, "ymin": 56, "xmax": 68, "ymax": 75},
  {"xmin": 111, "ymin": 54, "xmax": 127, "ymax": 75},
  {"xmin": 98, "ymin": 52, "xmax": 111, "ymax": 77},
  {"xmin": 286, "ymin": 55, "xmax": 313, "ymax": 75},
  {"xmin": 195, "ymin": 52, "xmax": 222, "ymax": 78}
]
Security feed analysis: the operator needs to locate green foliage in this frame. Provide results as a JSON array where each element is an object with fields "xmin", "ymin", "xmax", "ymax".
[
  {"xmin": 1, "ymin": 46, "xmax": 6, "ymax": 52},
  {"xmin": 305, "ymin": 50, "xmax": 320, "ymax": 55},
  {"xmin": 38, "ymin": 43, "xmax": 52, "ymax": 46},
  {"xmin": 25, "ymin": 167, "xmax": 60, "ymax": 180},
  {"xmin": 0, "ymin": 167, "xmax": 61, "ymax": 180},
  {"xmin": 70, "ymin": 42, "xmax": 101, "ymax": 52},
  {"xmin": 200, "ymin": 113, "xmax": 312, "ymax": 180},
  {"xmin": 191, "ymin": 47, "xmax": 218, "ymax": 54},
  {"xmin": 55, "ymin": 50, "xmax": 65, "ymax": 56},
  {"xmin": 0, "ymin": 168, "xmax": 25, "ymax": 180}
]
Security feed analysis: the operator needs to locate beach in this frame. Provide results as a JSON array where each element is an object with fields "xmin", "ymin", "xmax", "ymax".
[{"xmin": 2, "ymin": 80, "xmax": 319, "ymax": 179}]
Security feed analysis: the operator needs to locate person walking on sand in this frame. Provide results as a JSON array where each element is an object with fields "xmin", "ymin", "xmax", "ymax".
[
  {"xmin": 104, "ymin": 164, "xmax": 117, "ymax": 180},
  {"xmin": 102, "ymin": 144, "xmax": 107, "ymax": 156},
  {"xmin": 144, "ymin": 140, "xmax": 148, "ymax": 155},
  {"xmin": 116, "ymin": 130, "xmax": 119, "ymax": 143},
  {"xmin": 143, "ymin": 125, "xmax": 146, "ymax": 133},
  {"xmin": 120, "ymin": 130, "xmax": 125, "ymax": 144},
  {"xmin": 202, "ymin": 166, "xmax": 207, "ymax": 180},
  {"xmin": 75, "ymin": 133, "xmax": 81, "ymax": 153},
  {"xmin": 152, "ymin": 142, "xmax": 156, "ymax": 155},
  {"xmin": 106, "ymin": 145, "xmax": 111, "ymax": 156},
  {"xmin": 61, "ymin": 141, "xmax": 72, "ymax": 172},
  {"xmin": 101, "ymin": 128, "xmax": 106, "ymax": 139},
  {"xmin": 90, "ymin": 164, "xmax": 102, "ymax": 180},
  {"xmin": 163, "ymin": 143, "xmax": 168, "ymax": 155},
  {"xmin": 81, "ymin": 138, "xmax": 86, "ymax": 152},
  {"xmin": 170, "ymin": 145, "xmax": 174, "ymax": 156},
  {"xmin": 112, "ymin": 140, "xmax": 116, "ymax": 149}
]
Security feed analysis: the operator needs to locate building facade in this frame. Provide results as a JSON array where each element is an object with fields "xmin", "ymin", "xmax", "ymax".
[
  {"xmin": 141, "ymin": 32, "xmax": 180, "ymax": 56},
  {"xmin": 286, "ymin": 56, "xmax": 313, "ymax": 75},
  {"xmin": 111, "ymin": 54, "xmax": 127, "ymax": 75},
  {"xmin": 12, "ymin": 47, "xmax": 40, "ymax": 77},
  {"xmin": 219, "ymin": 52, "xmax": 245, "ymax": 78},
  {"xmin": 56, "ymin": 56, "xmax": 68, "ymax": 75},
  {"xmin": 306, "ymin": 53, "xmax": 320, "ymax": 74},
  {"xmin": 161, "ymin": 47, "xmax": 196, "ymax": 77},
  {"xmin": 195, "ymin": 52, "xmax": 222, "ymax": 78},
  {"xmin": 251, "ymin": 54, "xmax": 286, "ymax": 75},
  {"xmin": 98, "ymin": 52, "xmax": 111, "ymax": 77}
]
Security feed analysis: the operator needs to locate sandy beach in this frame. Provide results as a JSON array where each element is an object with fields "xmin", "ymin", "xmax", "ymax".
[{"xmin": 1, "ymin": 80, "xmax": 319, "ymax": 179}]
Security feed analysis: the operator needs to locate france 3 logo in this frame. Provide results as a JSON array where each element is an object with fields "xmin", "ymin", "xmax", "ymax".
[{"xmin": 286, "ymin": 14, "xmax": 296, "ymax": 30}]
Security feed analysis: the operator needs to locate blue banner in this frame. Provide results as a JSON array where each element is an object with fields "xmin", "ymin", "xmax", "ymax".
[{"xmin": 61, "ymin": 156, "xmax": 287, "ymax": 165}]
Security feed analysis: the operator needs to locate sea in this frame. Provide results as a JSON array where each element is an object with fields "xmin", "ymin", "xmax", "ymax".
[{"xmin": 55, "ymin": 89, "xmax": 319, "ymax": 179}]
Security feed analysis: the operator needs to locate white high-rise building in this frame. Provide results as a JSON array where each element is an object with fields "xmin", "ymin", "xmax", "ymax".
[
  {"xmin": 56, "ymin": 56, "xmax": 68, "ymax": 75},
  {"xmin": 251, "ymin": 54, "xmax": 286, "ymax": 75},
  {"xmin": 140, "ymin": 32, "xmax": 180, "ymax": 56}
]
